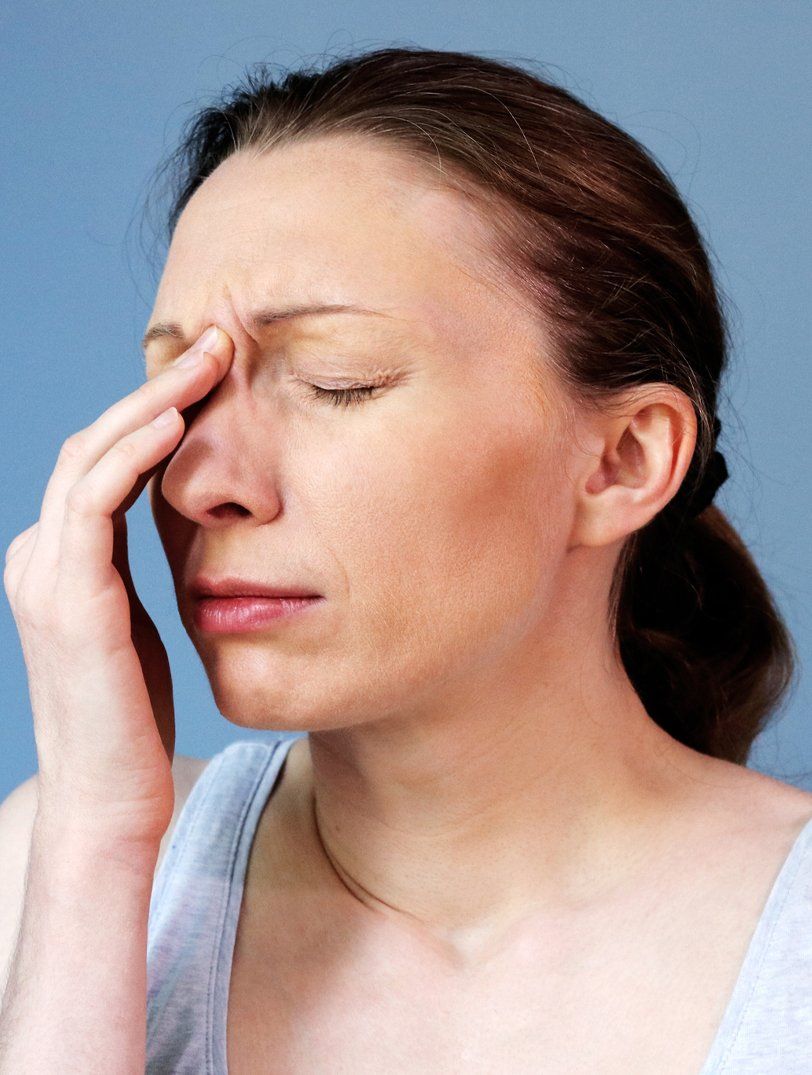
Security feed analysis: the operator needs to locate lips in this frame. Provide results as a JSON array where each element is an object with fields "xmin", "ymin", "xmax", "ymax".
[{"xmin": 190, "ymin": 574, "xmax": 321, "ymax": 599}]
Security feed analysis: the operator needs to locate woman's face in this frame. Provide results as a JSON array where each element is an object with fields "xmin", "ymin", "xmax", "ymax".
[{"xmin": 146, "ymin": 135, "xmax": 574, "ymax": 730}]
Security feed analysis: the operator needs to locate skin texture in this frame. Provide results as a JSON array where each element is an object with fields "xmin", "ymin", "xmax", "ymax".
[{"xmin": 144, "ymin": 133, "xmax": 729, "ymax": 968}]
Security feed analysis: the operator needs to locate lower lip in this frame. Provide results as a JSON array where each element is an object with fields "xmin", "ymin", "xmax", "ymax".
[{"xmin": 193, "ymin": 595, "xmax": 324, "ymax": 634}]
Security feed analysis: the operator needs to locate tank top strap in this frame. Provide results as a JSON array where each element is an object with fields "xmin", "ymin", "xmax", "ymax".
[
  {"xmin": 699, "ymin": 812, "xmax": 812, "ymax": 1073},
  {"xmin": 146, "ymin": 735, "xmax": 298, "ymax": 1074}
]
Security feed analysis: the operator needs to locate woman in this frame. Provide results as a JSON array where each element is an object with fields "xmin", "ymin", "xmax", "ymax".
[{"xmin": 1, "ymin": 45, "xmax": 809, "ymax": 1073}]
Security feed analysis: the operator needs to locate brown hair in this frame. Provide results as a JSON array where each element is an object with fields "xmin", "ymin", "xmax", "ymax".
[{"xmin": 143, "ymin": 45, "xmax": 798, "ymax": 767}]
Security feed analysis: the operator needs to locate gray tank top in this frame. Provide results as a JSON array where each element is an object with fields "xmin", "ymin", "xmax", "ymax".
[{"xmin": 146, "ymin": 737, "xmax": 812, "ymax": 1073}]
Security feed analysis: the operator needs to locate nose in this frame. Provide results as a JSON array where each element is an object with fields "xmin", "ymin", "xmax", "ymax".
[{"xmin": 155, "ymin": 364, "xmax": 283, "ymax": 528}]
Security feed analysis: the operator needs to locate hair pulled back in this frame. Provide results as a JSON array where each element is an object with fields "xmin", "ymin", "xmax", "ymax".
[{"xmin": 144, "ymin": 45, "xmax": 798, "ymax": 766}]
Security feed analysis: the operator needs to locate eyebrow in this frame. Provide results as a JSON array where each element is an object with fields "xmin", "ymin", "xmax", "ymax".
[{"xmin": 141, "ymin": 302, "xmax": 394, "ymax": 352}]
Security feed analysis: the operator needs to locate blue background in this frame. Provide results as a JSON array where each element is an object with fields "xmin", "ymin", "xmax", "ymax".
[{"xmin": 2, "ymin": 2, "xmax": 810, "ymax": 800}]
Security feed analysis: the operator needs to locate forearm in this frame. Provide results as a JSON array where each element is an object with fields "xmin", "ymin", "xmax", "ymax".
[{"xmin": 0, "ymin": 813, "xmax": 159, "ymax": 1073}]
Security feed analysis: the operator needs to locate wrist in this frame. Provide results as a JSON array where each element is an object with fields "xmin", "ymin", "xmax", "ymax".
[{"xmin": 31, "ymin": 807, "xmax": 162, "ymax": 879}]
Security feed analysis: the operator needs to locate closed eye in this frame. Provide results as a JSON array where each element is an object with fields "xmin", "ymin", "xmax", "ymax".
[{"xmin": 304, "ymin": 383, "xmax": 383, "ymax": 408}]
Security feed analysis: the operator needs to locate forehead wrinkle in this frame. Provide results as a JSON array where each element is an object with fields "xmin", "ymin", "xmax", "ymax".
[
  {"xmin": 141, "ymin": 302, "xmax": 416, "ymax": 354},
  {"xmin": 143, "ymin": 192, "xmax": 520, "ymax": 359},
  {"xmin": 146, "ymin": 172, "xmax": 506, "ymax": 360}
]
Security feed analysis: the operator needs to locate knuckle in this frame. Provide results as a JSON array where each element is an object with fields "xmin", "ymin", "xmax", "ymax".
[
  {"xmin": 111, "ymin": 436, "xmax": 140, "ymax": 462},
  {"xmin": 59, "ymin": 431, "xmax": 89, "ymax": 463},
  {"xmin": 65, "ymin": 480, "xmax": 97, "ymax": 516},
  {"xmin": 4, "ymin": 545, "xmax": 20, "ymax": 574},
  {"xmin": 5, "ymin": 529, "xmax": 30, "ymax": 565},
  {"xmin": 3, "ymin": 559, "xmax": 20, "ymax": 599}
]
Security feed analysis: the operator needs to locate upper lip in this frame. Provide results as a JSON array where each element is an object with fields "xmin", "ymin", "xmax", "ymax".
[{"xmin": 190, "ymin": 575, "xmax": 322, "ymax": 599}]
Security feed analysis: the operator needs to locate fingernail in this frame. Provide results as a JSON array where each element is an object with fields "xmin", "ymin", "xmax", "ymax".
[
  {"xmin": 173, "ymin": 326, "xmax": 220, "ymax": 368},
  {"xmin": 196, "ymin": 326, "xmax": 220, "ymax": 352},
  {"xmin": 152, "ymin": 406, "xmax": 179, "ymax": 428},
  {"xmin": 174, "ymin": 349, "xmax": 203, "ymax": 369}
]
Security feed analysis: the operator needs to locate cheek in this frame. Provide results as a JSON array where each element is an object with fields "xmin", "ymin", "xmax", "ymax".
[{"xmin": 332, "ymin": 408, "xmax": 559, "ymax": 670}]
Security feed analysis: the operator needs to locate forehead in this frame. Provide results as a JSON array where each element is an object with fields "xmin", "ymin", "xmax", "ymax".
[{"xmin": 150, "ymin": 136, "xmax": 528, "ymax": 351}]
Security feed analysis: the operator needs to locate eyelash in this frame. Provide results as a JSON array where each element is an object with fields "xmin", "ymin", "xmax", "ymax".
[{"xmin": 304, "ymin": 383, "xmax": 382, "ymax": 408}]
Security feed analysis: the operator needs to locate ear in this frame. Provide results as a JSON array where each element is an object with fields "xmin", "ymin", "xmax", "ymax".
[{"xmin": 567, "ymin": 385, "xmax": 698, "ymax": 550}]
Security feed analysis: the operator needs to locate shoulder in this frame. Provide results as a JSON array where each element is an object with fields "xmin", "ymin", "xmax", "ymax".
[
  {"xmin": 685, "ymin": 756, "xmax": 812, "ymax": 877},
  {"xmin": 719, "ymin": 761, "xmax": 812, "ymax": 821},
  {"xmin": 678, "ymin": 747, "xmax": 812, "ymax": 815}
]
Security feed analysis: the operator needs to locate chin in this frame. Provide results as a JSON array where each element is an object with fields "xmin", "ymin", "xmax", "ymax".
[
  {"xmin": 205, "ymin": 662, "xmax": 410, "ymax": 734},
  {"xmin": 204, "ymin": 673, "xmax": 309, "ymax": 729},
  {"xmin": 215, "ymin": 700, "xmax": 314, "ymax": 732},
  {"xmin": 203, "ymin": 660, "xmax": 312, "ymax": 729}
]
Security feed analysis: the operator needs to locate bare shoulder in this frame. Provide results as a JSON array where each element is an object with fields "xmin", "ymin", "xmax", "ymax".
[
  {"xmin": 686, "ymin": 751, "xmax": 812, "ymax": 843},
  {"xmin": 747, "ymin": 768, "xmax": 812, "ymax": 833},
  {"xmin": 0, "ymin": 754, "xmax": 211, "ymax": 990},
  {"xmin": 720, "ymin": 756, "xmax": 812, "ymax": 811}
]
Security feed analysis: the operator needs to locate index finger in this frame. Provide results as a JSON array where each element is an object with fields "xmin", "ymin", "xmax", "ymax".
[{"xmin": 35, "ymin": 327, "xmax": 233, "ymax": 561}]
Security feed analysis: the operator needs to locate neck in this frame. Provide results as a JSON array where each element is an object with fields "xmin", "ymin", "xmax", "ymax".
[{"xmin": 283, "ymin": 630, "xmax": 712, "ymax": 967}]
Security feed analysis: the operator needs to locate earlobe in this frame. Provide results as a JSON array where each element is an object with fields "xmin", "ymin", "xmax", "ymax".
[{"xmin": 568, "ymin": 479, "xmax": 641, "ymax": 551}]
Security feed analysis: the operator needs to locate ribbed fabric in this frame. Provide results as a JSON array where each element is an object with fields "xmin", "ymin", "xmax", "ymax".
[
  {"xmin": 146, "ymin": 736, "xmax": 297, "ymax": 1074},
  {"xmin": 146, "ymin": 737, "xmax": 812, "ymax": 1073}
]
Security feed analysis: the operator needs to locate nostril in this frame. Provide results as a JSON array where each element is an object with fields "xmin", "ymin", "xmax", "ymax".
[{"xmin": 208, "ymin": 503, "xmax": 250, "ymax": 520}]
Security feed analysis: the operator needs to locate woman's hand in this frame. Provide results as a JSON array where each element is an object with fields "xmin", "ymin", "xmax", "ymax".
[{"xmin": 3, "ymin": 325, "xmax": 233, "ymax": 845}]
